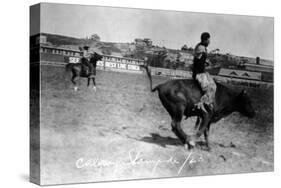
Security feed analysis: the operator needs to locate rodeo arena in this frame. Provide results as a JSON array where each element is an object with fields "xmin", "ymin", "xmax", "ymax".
[
  {"xmin": 31, "ymin": 34, "xmax": 273, "ymax": 88},
  {"xmin": 30, "ymin": 33, "xmax": 273, "ymax": 184}
]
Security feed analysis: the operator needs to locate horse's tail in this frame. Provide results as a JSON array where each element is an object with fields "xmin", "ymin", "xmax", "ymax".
[
  {"xmin": 65, "ymin": 63, "xmax": 74, "ymax": 72},
  {"xmin": 140, "ymin": 65, "xmax": 159, "ymax": 92}
]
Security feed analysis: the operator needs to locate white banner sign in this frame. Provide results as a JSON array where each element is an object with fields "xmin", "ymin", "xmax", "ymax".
[
  {"xmin": 68, "ymin": 57, "xmax": 80, "ymax": 64},
  {"xmin": 97, "ymin": 61, "xmax": 104, "ymax": 67},
  {"xmin": 127, "ymin": 64, "xmax": 140, "ymax": 71},
  {"xmin": 105, "ymin": 62, "xmax": 117, "ymax": 68},
  {"xmin": 117, "ymin": 63, "xmax": 127, "ymax": 69},
  {"xmin": 93, "ymin": 60, "xmax": 141, "ymax": 71}
]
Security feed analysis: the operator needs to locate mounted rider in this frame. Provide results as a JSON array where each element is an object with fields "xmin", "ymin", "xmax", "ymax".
[
  {"xmin": 81, "ymin": 45, "xmax": 95, "ymax": 78},
  {"xmin": 192, "ymin": 32, "xmax": 217, "ymax": 113}
]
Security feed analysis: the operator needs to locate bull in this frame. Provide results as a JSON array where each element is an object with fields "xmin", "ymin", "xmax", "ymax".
[{"xmin": 141, "ymin": 65, "xmax": 255, "ymax": 150}]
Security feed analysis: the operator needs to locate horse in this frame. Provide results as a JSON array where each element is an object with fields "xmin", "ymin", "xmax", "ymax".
[{"xmin": 65, "ymin": 52, "xmax": 103, "ymax": 91}]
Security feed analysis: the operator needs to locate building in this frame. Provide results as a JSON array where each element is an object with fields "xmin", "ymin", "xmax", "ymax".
[
  {"xmin": 178, "ymin": 51, "xmax": 193, "ymax": 65},
  {"xmin": 209, "ymin": 48, "xmax": 220, "ymax": 55},
  {"xmin": 143, "ymin": 38, "xmax": 153, "ymax": 46},
  {"xmin": 134, "ymin": 38, "xmax": 152, "ymax": 47},
  {"xmin": 30, "ymin": 38, "xmax": 145, "ymax": 73},
  {"xmin": 36, "ymin": 35, "xmax": 47, "ymax": 45},
  {"xmin": 218, "ymin": 68, "xmax": 262, "ymax": 81},
  {"xmin": 215, "ymin": 68, "xmax": 273, "ymax": 88},
  {"xmin": 244, "ymin": 63, "xmax": 273, "ymax": 73}
]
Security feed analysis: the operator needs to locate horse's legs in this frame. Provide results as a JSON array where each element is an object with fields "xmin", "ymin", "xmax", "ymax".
[
  {"xmin": 92, "ymin": 77, "xmax": 96, "ymax": 86},
  {"xmin": 87, "ymin": 77, "xmax": 96, "ymax": 91},
  {"xmin": 71, "ymin": 75, "xmax": 76, "ymax": 85},
  {"xmin": 71, "ymin": 75, "xmax": 78, "ymax": 91},
  {"xmin": 87, "ymin": 77, "xmax": 91, "ymax": 87},
  {"xmin": 92, "ymin": 77, "xmax": 96, "ymax": 91}
]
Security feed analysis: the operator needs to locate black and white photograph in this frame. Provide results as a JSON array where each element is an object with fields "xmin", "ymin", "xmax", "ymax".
[{"xmin": 29, "ymin": 2, "xmax": 274, "ymax": 186}]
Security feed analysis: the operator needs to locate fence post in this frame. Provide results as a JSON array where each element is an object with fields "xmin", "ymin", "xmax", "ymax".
[{"xmin": 103, "ymin": 56, "xmax": 106, "ymax": 70}]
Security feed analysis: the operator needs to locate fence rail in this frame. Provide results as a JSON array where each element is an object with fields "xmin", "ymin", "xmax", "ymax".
[{"xmin": 31, "ymin": 44, "xmax": 273, "ymax": 89}]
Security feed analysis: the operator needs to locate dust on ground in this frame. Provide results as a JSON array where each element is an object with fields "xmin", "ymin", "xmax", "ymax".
[{"xmin": 37, "ymin": 65, "xmax": 273, "ymax": 185}]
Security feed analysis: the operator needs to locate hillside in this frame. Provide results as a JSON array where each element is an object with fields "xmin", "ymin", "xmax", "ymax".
[{"xmin": 40, "ymin": 33, "xmax": 273, "ymax": 72}]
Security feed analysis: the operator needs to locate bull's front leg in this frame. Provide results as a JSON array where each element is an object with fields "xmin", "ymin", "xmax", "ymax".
[
  {"xmin": 194, "ymin": 117, "xmax": 201, "ymax": 131},
  {"xmin": 202, "ymin": 122, "xmax": 211, "ymax": 151}
]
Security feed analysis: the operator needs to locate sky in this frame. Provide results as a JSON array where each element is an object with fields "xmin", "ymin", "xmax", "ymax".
[{"xmin": 38, "ymin": 3, "xmax": 274, "ymax": 60}]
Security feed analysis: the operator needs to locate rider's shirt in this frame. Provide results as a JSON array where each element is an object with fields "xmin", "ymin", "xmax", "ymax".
[
  {"xmin": 193, "ymin": 42, "xmax": 217, "ymax": 108},
  {"xmin": 193, "ymin": 43, "xmax": 207, "ymax": 77},
  {"xmin": 194, "ymin": 43, "xmax": 207, "ymax": 59},
  {"xmin": 83, "ymin": 50, "xmax": 91, "ymax": 59}
]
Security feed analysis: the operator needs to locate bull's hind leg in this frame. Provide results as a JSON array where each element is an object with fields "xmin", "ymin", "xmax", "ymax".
[
  {"xmin": 171, "ymin": 119, "xmax": 187, "ymax": 145},
  {"xmin": 171, "ymin": 120, "xmax": 193, "ymax": 150},
  {"xmin": 170, "ymin": 105, "xmax": 194, "ymax": 150},
  {"xmin": 158, "ymin": 93, "xmax": 192, "ymax": 149}
]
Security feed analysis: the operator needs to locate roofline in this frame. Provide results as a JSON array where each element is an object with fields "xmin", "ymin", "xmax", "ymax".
[
  {"xmin": 244, "ymin": 62, "xmax": 273, "ymax": 68},
  {"xmin": 40, "ymin": 44, "xmax": 81, "ymax": 53},
  {"xmin": 217, "ymin": 74, "xmax": 261, "ymax": 81},
  {"xmin": 220, "ymin": 68, "xmax": 261, "ymax": 73},
  {"xmin": 220, "ymin": 67, "xmax": 272, "ymax": 74},
  {"xmin": 39, "ymin": 45, "xmax": 144, "ymax": 61}
]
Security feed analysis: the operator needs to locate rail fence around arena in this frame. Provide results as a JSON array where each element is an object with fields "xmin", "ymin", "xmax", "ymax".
[
  {"xmin": 35, "ymin": 60, "xmax": 273, "ymax": 89},
  {"xmin": 31, "ymin": 45, "xmax": 273, "ymax": 89}
]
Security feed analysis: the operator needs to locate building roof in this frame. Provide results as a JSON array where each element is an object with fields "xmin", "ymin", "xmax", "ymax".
[
  {"xmin": 244, "ymin": 63, "xmax": 273, "ymax": 73},
  {"xmin": 245, "ymin": 62, "xmax": 273, "ymax": 68},
  {"xmin": 218, "ymin": 68, "xmax": 262, "ymax": 81}
]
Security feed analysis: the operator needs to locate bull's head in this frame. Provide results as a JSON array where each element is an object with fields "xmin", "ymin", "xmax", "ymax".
[{"xmin": 236, "ymin": 90, "xmax": 255, "ymax": 118}]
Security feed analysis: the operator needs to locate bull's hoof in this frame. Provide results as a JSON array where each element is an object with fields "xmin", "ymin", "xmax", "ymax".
[
  {"xmin": 189, "ymin": 140, "xmax": 196, "ymax": 147},
  {"xmin": 189, "ymin": 135, "xmax": 199, "ymax": 146},
  {"xmin": 194, "ymin": 141, "xmax": 211, "ymax": 151},
  {"xmin": 184, "ymin": 140, "xmax": 196, "ymax": 150},
  {"xmin": 184, "ymin": 143, "xmax": 193, "ymax": 150}
]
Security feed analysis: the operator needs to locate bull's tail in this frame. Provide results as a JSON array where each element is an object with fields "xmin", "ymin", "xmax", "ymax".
[{"xmin": 140, "ymin": 65, "xmax": 159, "ymax": 92}]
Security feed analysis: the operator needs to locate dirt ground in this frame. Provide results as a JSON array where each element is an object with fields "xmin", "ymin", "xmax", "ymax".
[{"xmin": 38, "ymin": 65, "xmax": 273, "ymax": 185}]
